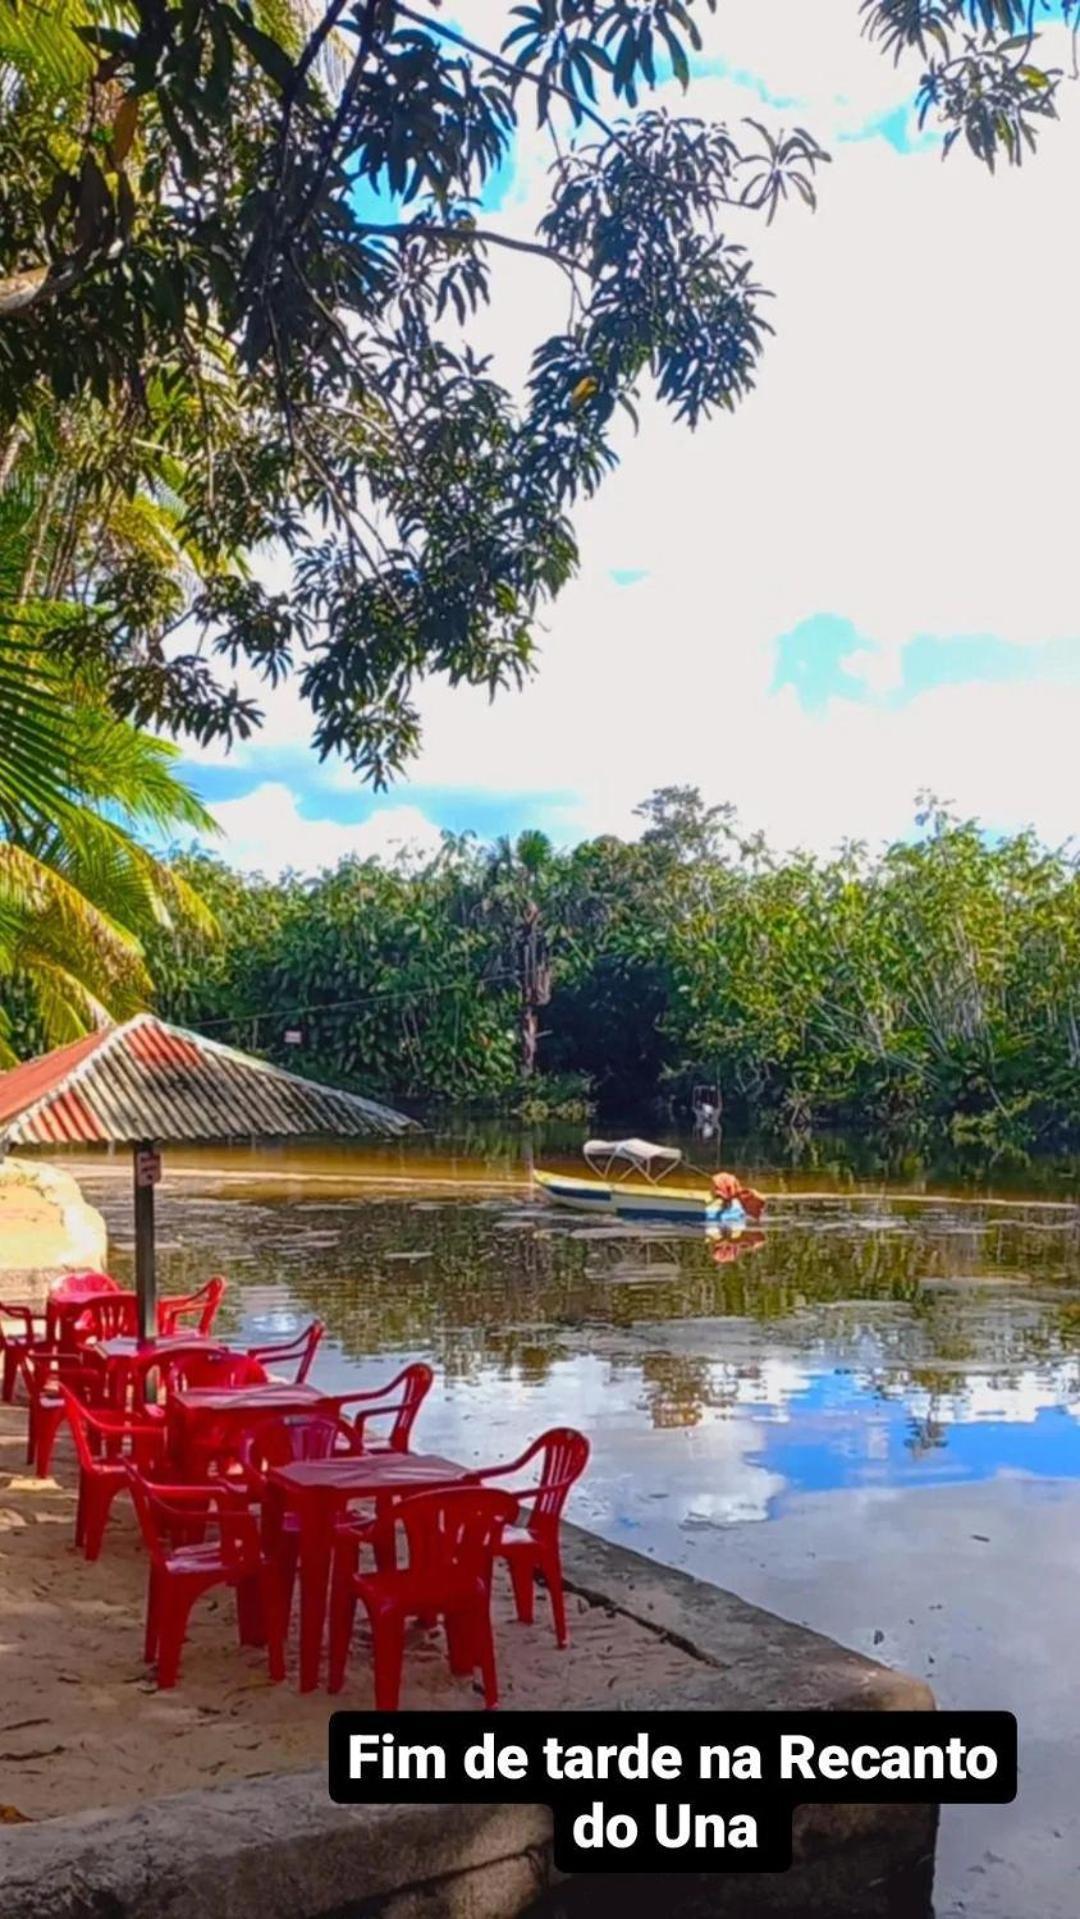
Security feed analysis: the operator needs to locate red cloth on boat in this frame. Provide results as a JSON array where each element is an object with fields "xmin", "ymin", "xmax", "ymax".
[{"xmin": 711, "ymin": 1172, "xmax": 766, "ymax": 1220}]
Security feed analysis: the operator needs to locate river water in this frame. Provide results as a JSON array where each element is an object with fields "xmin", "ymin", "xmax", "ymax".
[{"xmin": 72, "ymin": 1127, "xmax": 1080, "ymax": 1918}]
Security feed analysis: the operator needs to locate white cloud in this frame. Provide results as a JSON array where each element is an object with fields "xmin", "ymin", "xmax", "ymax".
[
  {"xmin": 398, "ymin": 37, "xmax": 1080, "ymax": 856},
  {"xmin": 187, "ymin": 11, "xmax": 1080, "ymax": 865},
  {"xmin": 208, "ymin": 783, "xmax": 444, "ymax": 874}
]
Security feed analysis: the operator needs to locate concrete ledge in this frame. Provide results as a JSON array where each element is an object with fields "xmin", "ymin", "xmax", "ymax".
[
  {"xmin": 0, "ymin": 1785, "xmax": 554, "ymax": 1919},
  {"xmin": 559, "ymin": 1524, "xmax": 935, "ymax": 1714},
  {"xmin": 0, "ymin": 1532, "xmax": 938, "ymax": 1917}
]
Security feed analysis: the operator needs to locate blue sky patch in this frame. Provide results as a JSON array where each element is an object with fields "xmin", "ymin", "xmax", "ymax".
[
  {"xmin": 774, "ymin": 617, "xmax": 1080, "ymax": 715},
  {"xmin": 751, "ymin": 1366, "xmax": 1080, "ymax": 1509},
  {"xmin": 773, "ymin": 613, "xmax": 875, "ymax": 710}
]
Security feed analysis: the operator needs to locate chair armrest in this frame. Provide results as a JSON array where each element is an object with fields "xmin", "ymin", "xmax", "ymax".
[
  {"xmin": 332, "ymin": 1507, "xmax": 381, "ymax": 1546},
  {"xmin": 346, "ymin": 1400, "xmax": 407, "ymax": 1445},
  {"xmin": 0, "ymin": 1307, "xmax": 38, "ymax": 1339},
  {"xmin": 83, "ymin": 1407, "xmax": 164, "ymax": 1441},
  {"xmin": 126, "ymin": 1474, "xmax": 251, "ymax": 1507}
]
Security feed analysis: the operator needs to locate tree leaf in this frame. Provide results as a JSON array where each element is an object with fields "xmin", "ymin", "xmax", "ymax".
[{"xmin": 112, "ymin": 96, "xmax": 139, "ymax": 165}]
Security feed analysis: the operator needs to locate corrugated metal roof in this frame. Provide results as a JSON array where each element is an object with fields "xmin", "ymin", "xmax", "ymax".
[{"xmin": 0, "ymin": 1014, "xmax": 416, "ymax": 1147}]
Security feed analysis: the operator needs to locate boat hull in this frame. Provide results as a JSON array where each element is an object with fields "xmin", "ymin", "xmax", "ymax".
[{"xmin": 532, "ymin": 1168, "xmax": 746, "ymax": 1226}]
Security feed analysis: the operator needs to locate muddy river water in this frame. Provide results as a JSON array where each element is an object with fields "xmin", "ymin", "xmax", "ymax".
[{"xmin": 70, "ymin": 1127, "xmax": 1080, "ymax": 1918}]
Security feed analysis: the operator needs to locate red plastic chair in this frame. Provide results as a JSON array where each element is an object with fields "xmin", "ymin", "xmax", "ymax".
[
  {"xmin": 245, "ymin": 1319, "xmax": 324, "ymax": 1385},
  {"xmin": 243, "ymin": 1413, "xmax": 363, "ymax": 1491},
  {"xmin": 78, "ymin": 1294, "xmax": 139, "ymax": 1342},
  {"xmin": 45, "ymin": 1272, "xmax": 120, "ymax": 1349},
  {"xmin": 332, "ymin": 1363, "xmax": 434, "ymax": 1455},
  {"xmin": 0, "ymin": 1301, "xmax": 43, "ymax": 1403},
  {"xmin": 59, "ymin": 1385, "xmax": 167, "ymax": 1560},
  {"xmin": 21, "ymin": 1341, "xmax": 108, "ymax": 1478},
  {"xmin": 127, "ymin": 1471, "xmax": 286, "ymax": 1689},
  {"xmin": 328, "ymin": 1486, "xmax": 518, "ymax": 1709},
  {"xmin": 160, "ymin": 1350, "xmax": 268, "ymax": 1393},
  {"xmin": 473, "ymin": 1428, "xmax": 589, "ymax": 1648},
  {"xmin": 125, "ymin": 1339, "xmax": 232, "ymax": 1408},
  {"xmin": 158, "ymin": 1277, "xmax": 227, "ymax": 1338}
]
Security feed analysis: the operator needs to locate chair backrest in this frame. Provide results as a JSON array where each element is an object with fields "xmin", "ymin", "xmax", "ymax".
[
  {"xmin": 245, "ymin": 1319, "xmax": 324, "ymax": 1385},
  {"xmin": 126, "ymin": 1471, "xmax": 218, "ymax": 1565},
  {"xmin": 0, "ymin": 1302, "xmax": 35, "ymax": 1351},
  {"xmin": 482, "ymin": 1427, "xmax": 590, "ymax": 1538},
  {"xmin": 49, "ymin": 1271, "xmax": 120, "ymax": 1304},
  {"xmin": 24, "ymin": 1345, "xmax": 99, "ymax": 1399},
  {"xmin": 398, "ymin": 1487, "xmax": 518, "ymax": 1593},
  {"xmin": 79, "ymin": 1294, "xmax": 139, "ymax": 1342},
  {"xmin": 128, "ymin": 1340, "xmax": 230, "ymax": 1406},
  {"xmin": 46, "ymin": 1273, "xmax": 120, "ymax": 1347},
  {"xmin": 128, "ymin": 1471, "xmax": 255, "ymax": 1571},
  {"xmin": 244, "ymin": 1413, "xmax": 359, "ymax": 1482},
  {"xmin": 337, "ymin": 1362, "xmax": 433, "ymax": 1453},
  {"xmin": 126, "ymin": 1470, "xmax": 168, "ymax": 1563},
  {"xmin": 58, "ymin": 1382, "xmax": 99, "ymax": 1472},
  {"xmin": 161, "ymin": 1349, "xmax": 268, "ymax": 1393},
  {"xmin": 158, "ymin": 1277, "xmax": 226, "ymax": 1338}
]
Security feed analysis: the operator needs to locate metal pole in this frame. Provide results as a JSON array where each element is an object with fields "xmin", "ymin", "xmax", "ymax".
[{"xmin": 133, "ymin": 1139, "xmax": 158, "ymax": 1343}]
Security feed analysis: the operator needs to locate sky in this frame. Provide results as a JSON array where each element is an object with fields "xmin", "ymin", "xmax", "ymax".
[{"xmin": 178, "ymin": 1, "xmax": 1080, "ymax": 875}]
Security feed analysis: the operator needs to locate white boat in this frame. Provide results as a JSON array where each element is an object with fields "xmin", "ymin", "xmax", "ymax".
[{"xmin": 532, "ymin": 1138, "xmax": 752, "ymax": 1226}]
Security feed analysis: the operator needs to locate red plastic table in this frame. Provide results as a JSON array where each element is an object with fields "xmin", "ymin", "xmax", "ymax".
[
  {"xmin": 264, "ymin": 1452, "xmax": 471, "ymax": 1692},
  {"xmin": 167, "ymin": 1382, "xmax": 332, "ymax": 1477}
]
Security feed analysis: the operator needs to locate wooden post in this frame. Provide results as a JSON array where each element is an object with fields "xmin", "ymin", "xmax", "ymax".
[{"xmin": 133, "ymin": 1139, "xmax": 160, "ymax": 1343}]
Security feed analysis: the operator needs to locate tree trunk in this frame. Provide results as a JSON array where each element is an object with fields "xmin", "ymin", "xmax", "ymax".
[
  {"xmin": 520, "ymin": 994, "xmax": 539, "ymax": 1078},
  {"xmin": 0, "ymin": 423, "xmax": 25, "ymax": 493},
  {"xmin": 19, "ymin": 462, "xmax": 63, "ymax": 602}
]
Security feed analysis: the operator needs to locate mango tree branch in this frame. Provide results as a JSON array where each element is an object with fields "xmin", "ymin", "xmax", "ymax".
[{"xmin": 358, "ymin": 221, "xmax": 586, "ymax": 277}]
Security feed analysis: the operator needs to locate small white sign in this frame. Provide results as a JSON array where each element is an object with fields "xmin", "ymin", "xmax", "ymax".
[
  {"xmin": 135, "ymin": 1148, "xmax": 162, "ymax": 1188},
  {"xmin": 284, "ymin": 1029, "xmax": 303, "ymax": 1046}
]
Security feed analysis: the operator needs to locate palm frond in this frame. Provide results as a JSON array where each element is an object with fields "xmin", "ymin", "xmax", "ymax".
[
  {"xmin": 66, "ymin": 711, "xmax": 218, "ymax": 837},
  {"xmin": 0, "ymin": 1, "xmax": 97, "ymax": 93},
  {"xmin": 0, "ymin": 624, "xmax": 83, "ymax": 827}
]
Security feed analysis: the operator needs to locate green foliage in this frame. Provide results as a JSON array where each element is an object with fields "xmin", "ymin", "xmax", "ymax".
[
  {"xmin": 2, "ymin": 5, "xmax": 1073, "ymax": 785},
  {"xmin": 861, "ymin": 0, "xmax": 1072, "ymax": 167},
  {"xmin": 146, "ymin": 792, "xmax": 1080, "ymax": 1147},
  {"xmin": 0, "ymin": 1, "xmax": 830, "ymax": 782},
  {"xmin": 0, "ymin": 624, "xmax": 217, "ymax": 1061}
]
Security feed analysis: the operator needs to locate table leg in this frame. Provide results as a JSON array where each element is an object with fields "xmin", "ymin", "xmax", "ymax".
[
  {"xmin": 168, "ymin": 1405, "xmax": 191, "ymax": 1478},
  {"xmin": 297, "ymin": 1507, "xmax": 335, "ymax": 1693}
]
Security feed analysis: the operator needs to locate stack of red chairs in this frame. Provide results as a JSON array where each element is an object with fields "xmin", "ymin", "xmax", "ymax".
[{"xmin": 3, "ymin": 1270, "xmax": 231, "ymax": 1474}]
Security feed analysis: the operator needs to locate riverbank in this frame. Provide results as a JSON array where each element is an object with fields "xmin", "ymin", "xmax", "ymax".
[
  {"xmin": 0, "ymin": 1394, "xmax": 937, "ymax": 1917},
  {"xmin": 0, "ymin": 1400, "xmax": 701, "ymax": 1821}
]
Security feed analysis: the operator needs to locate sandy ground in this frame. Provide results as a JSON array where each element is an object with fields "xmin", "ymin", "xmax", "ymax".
[{"xmin": 0, "ymin": 1402, "xmax": 706, "ymax": 1824}]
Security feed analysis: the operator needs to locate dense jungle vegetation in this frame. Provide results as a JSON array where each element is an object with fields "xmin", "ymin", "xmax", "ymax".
[{"xmin": 119, "ymin": 788, "xmax": 1080, "ymax": 1150}]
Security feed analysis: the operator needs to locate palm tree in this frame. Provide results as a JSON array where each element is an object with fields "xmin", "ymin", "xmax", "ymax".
[
  {"xmin": 0, "ymin": 3, "xmax": 350, "ymax": 1059},
  {"xmin": 0, "ymin": 390, "xmax": 218, "ymax": 1064},
  {"xmin": 0, "ymin": 626, "xmax": 216, "ymax": 1062}
]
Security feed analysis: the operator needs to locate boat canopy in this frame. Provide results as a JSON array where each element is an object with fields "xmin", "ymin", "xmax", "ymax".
[{"xmin": 583, "ymin": 1138, "xmax": 683, "ymax": 1183}]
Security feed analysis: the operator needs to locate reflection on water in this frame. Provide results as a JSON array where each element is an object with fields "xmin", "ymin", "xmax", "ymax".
[{"xmin": 75, "ymin": 1145, "xmax": 1080, "ymax": 1529}]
